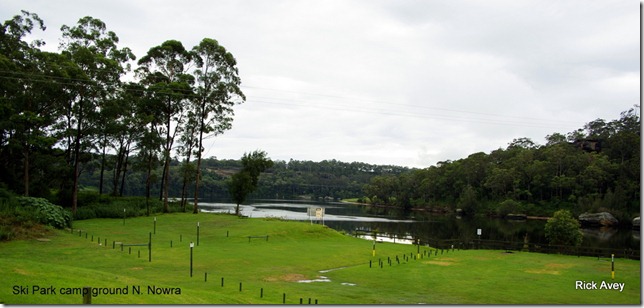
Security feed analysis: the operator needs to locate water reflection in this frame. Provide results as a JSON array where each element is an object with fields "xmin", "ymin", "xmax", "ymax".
[{"xmin": 199, "ymin": 202, "xmax": 639, "ymax": 250}]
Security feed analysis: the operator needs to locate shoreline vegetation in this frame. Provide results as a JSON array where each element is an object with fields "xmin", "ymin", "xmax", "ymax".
[{"xmin": 0, "ymin": 212, "xmax": 640, "ymax": 304}]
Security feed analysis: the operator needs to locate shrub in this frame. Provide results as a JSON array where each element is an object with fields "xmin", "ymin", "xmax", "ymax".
[
  {"xmin": 16, "ymin": 197, "xmax": 72, "ymax": 229},
  {"xmin": 496, "ymin": 199, "xmax": 522, "ymax": 217},
  {"xmin": 544, "ymin": 209, "xmax": 583, "ymax": 247}
]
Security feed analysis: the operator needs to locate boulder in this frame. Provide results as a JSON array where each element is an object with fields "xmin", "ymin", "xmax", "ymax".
[
  {"xmin": 578, "ymin": 212, "xmax": 619, "ymax": 227},
  {"xmin": 632, "ymin": 217, "xmax": 640, "ymax": 230},
  {"xmin": 506, "ymin": 213, "xmax": 527, "ymax": 220}
]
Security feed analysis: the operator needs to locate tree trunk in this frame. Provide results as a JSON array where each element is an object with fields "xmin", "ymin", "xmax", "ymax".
[
  {"xmin": 22, "ymin": 145, "xmax": 29, "ymax": 197},
  {"xmin": 193, "ymin": 120, "xmax": 205, "ymax": 214},
  {"xmin": 145, "ymin": 151, "xmax": 153, "ymax": 216},
  {"xmin": 119, "ymin": 144, "xmax": 130, "ymax": 197},
  {"xmin": 180, "ymin": 152, "xmax": 192, "ymax": 213},
  {"xmin": 99, "ymin": 137, "xmax": 106, "ymax": 195},
  {"xmin": 158, "ymin": 161, "xmax": 166, "ymax": 201},
  {"xmin": 71, "ymin": 97, "xmax": 84, "ymax": 214},
  {"xmin": 162, "ymin": 156, "xmax": 170, "ymax": 213},
  {"xmin": 162, "ymin": 111, "xmax": 172, "ymax": 212}
]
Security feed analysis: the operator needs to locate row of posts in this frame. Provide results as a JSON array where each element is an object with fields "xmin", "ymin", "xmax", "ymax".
[{"xmin": 77, "ymin": 218, "xmax": 318, "ymax": 304}]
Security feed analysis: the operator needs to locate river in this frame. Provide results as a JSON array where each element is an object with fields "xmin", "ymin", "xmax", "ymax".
[{"xmin": 199, "ymin": 201, "xmax": 640, "ymax": 251}]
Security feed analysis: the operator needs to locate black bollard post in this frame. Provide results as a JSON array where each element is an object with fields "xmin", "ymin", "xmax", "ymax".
[
  {"xmin": 189, "ymin": 242, "xmax": 194, "ymax": 277},
  {"xmin": 82, "ymin": 286, "xmax": 91, "ymax": 304},
  {"xmin": 205, "ymin": 272, "xmax": 207, "ymax": 282},
  {"xmin": 129, "ymin": 247, "xmax": 131, "ymax": 254},
  {"xmin": 149, "ymin": 232, "xmax": 152, "ymax": 262},
  {"xmin": 197, "ymin": 222, "xmax": 200, "ymax": 246},
  {"xmin": 239, "ymin": 282, "xmax": 242, "ymax": 292},
  {"xmin": 260, "ymin": 288, "xmax": 263, "ymax": 298},
  {"xmin": 283, "ymin": 293, "xmax": 286, "ymax": 304},
  {"xmin": 138, "ymin": 250, "xmax": 140, "ymax": 258},
  {"xmin": 221, "ymin": 277, "xmax": 224, "ymax": 287}
]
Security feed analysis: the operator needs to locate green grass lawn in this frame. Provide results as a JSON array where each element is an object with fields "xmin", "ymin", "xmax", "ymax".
[{"xmin": 0, "ymin": 212, "xmax": 640, "ymax": 304}]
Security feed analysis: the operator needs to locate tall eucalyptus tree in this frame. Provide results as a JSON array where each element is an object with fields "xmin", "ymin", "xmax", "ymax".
[
  {"xmin": 137, "ymin": 40, "xmax": 193, "ymax": 212},
  {"xmin": 191, "ymin": 38, "xmax": 245, "ymax": 214},
  {"xmin": 58, "ymin": 16, "xmax": 135, "ymax": 213},
  {"xmin": 0, "ymin": 11, "xmax": 71, "ymax": 197}
]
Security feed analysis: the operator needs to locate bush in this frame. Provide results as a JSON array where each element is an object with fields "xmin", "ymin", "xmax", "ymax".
[
  {"xmin": 544, "ymin": 209, "xmax": 583, "ymax": 247},
  {"xmin": 71, "ymin": 194, "xmax": 183, "ymax": 220},
  {"xmin": 16, "ymin": 197, "xmax": 72, "ymax": 229},
  {"xmin": 496, "ymin": 199, "xmax": 522, "ymax": 217}
]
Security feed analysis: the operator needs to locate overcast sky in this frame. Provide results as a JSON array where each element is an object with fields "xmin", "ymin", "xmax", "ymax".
[{"xmin": 1, "ymin": 0, "xmax": 639, "ymax": 168}]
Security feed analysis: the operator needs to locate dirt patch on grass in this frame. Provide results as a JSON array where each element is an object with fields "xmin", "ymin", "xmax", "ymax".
[
  {"xmin": 14, "ymin": 268, "xmax": 32, "ymax": 276},
  {"xmin": 130, "ymin": 267, "xmax": 144, "ymax": 270},
  {"xmin": 525, "ymin": 263, "xmax": 573, "ymax": 275},
  {"xmin": 423, "ymin": 260, "xmax": 454, "ymax": 266},
  {"xmin": 264, "ymin": 273, "xmax": 307, "ymax": 282}
]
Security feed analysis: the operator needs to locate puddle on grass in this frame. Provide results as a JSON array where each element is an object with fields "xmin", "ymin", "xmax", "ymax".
[
  {"xmin": 296, "ymin": 267, "xmax": 358, "ymax": 285},
  {"xmin": 297, "ymin": 276, "xmax": 331, "ymax": 283}
]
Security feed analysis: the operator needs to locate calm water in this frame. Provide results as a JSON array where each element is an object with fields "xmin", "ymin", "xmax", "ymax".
[{"xmin": 199, "ymin": 201, "xmax": 640, "ymax": 250}]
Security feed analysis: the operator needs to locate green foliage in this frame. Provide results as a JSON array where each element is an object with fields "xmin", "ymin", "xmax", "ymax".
[
  {"xmin": 457, "ymin": 185, "xmax": 480, "ymax": 215},
  {"xmin": 496, "ymin": 199, "xmax": 522, "ymax": 217},
  {"xmin": 71, "ymin": 193, "xmax": 181, "ymax": 220},
  {"xmin": 15, "ymin": 197, "xmax": 71, "ymax": 229},
  {"xmin": 228, "ymin": 150, "xmax": 273, "ymax": 215},
  {"xmin": 363, "ymin": 108, "xmax": 640, "ymax": 219},
  {"xmin": 544, "ymin": 209, "xmax": 583, "ymax": 247}
]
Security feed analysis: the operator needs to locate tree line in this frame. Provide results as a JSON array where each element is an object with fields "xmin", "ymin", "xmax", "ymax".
[
  {"xmin": 77, "ymin": 156, "xmax": 410, "ymax": 203},
  {"xmin": 362, "ymin": 108, "xmax": 640, "ymax": 224},
  {"xmin": 0, "ymin": 11, "xmax": 244, "ymax": 214}
]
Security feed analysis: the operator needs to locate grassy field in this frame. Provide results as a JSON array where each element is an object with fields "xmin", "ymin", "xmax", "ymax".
[{"xmin": 0, "ymin": 212, "xmax": 640, "ymax": 304}]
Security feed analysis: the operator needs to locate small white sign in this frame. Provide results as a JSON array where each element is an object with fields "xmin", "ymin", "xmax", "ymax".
[
  {"xmin": 477, "ymin": 229, "xmax": 482, "ymax": 236},
  {"xmin": 315, "ymin": 208, "xmax": 324, "ymax": 218}
]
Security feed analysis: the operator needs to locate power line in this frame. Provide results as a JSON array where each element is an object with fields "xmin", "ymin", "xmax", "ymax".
[
  {"xmin": 0, "ymin": 70, "xmax": 587, "ymax": 130},
  {"xmin": 241, "ymin": 84, "xmax": 582, "ymax": 126}
]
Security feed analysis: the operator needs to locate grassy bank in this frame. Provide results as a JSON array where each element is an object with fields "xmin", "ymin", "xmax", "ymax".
[{"xmin": 0, "ymin": 212, "xmax": 640, "ymax": 304}]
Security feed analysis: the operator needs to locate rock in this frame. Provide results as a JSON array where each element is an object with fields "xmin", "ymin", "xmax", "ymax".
[
  {"xmin": 578, "ymin": 212, "xmax": 619, "ymax": 227},
  {"xmin": 506, "ymin": 213, "xmax": 527, "ymax": 220},
  {"xmin": 632, "ymin": 217, "xmax": 640, "ymax": 230}
]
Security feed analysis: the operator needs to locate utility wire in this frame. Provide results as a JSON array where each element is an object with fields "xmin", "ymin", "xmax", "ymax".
[{"xmin": 0, "ymin": 70, "xmax": 585, "ymax": 130}]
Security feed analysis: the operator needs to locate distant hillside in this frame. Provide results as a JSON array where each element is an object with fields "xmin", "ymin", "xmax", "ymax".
[{"xmin": 78, "ymin": 157, "xmax": 411, "ymax": 202}]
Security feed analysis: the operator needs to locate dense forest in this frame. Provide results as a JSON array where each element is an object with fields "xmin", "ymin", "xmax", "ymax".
[
  {"xmin": 362, "ymin": 108, "xmax": 640, "ymax": 223},
  {"xmin": 0, "ymin": 11, "xmax": 244, "ymax": 214},
  {"xmin": 77, "ymin": 157, "xmax": 409, "ymax": 202}
]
